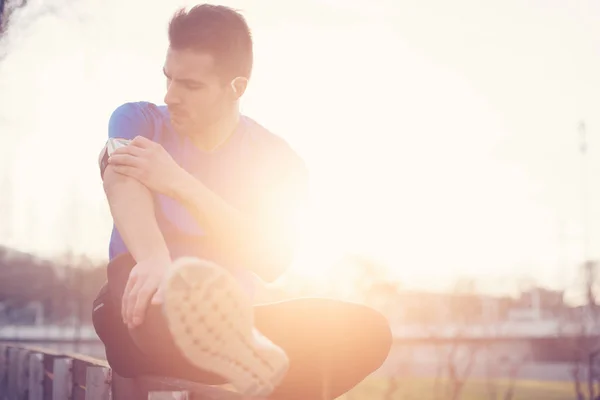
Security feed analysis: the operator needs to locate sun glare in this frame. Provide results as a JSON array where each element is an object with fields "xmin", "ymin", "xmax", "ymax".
[{"xmin": 2, "ymin": 0, "xmax": 591, "ymax": 295}]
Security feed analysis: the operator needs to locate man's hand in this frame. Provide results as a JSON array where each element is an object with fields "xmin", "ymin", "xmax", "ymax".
[
  {"xmin": 122, "ymin": 256, "xmax": 170, "ymax": 329},
  {"xmin": 108, "ymin": 136, "xmax": 187, "ymax": 197}
]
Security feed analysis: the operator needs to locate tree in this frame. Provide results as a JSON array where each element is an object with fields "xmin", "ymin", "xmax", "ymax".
[
  {"xmin": 431, "ymin": 277, "xmax": 483, "ymax": 400},
  {"xmin": 484, "ymin": 342, "xmax": 532, "ymax": 400},
  {"xmin": 0, "ymin": 0, "xmax": 28, "ymax": 35},
  {"xmin": 0, "ymin": 244, "xmax": 108, "ymax": 325},
  {"xmin": 570, "ymin": 261, "xmax": 600, "ymax": 400},
  {"xmin": 0, "ymin": 247, "xmax": 59, "ymax": 305}
]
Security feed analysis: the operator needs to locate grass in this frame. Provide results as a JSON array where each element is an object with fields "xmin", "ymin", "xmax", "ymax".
[{"xmin": 343, "ymin": 377, "xmax": 576, "ymax": 400}]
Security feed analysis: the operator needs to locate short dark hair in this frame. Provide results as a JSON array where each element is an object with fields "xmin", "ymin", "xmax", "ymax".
[{"xmin": 168, "ymin": 4, "xmax": 253, "ymax": 81}]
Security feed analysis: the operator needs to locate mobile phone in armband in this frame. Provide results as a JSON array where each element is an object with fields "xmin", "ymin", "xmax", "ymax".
[{"xmin": 98, "ymin": 138, "xmax": 132, "ymax": 179}]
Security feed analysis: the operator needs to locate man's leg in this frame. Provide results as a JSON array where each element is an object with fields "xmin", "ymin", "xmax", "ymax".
[
  {"xmin": 97, "ymin": 253, "xmax": 289, "ymax": 397},
  {"xmin": 158, "ymin": 257, "xmax": 290, "ymax": 397},
  {"xmin": 254, "ymin": 299, "xmax": 393, "ymax": 400},
  {"xmin": 94, "ymin": 254, "xmax": 392, "ymax": 399},
  {"xmin": 92, "ymin": 253, "xmax": 227, "ymax": 384}
]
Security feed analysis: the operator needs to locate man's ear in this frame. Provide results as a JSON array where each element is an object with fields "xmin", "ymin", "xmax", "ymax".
[{"xmin": 230, "ymin": 77, "xmax": 249, "ymax": 100}]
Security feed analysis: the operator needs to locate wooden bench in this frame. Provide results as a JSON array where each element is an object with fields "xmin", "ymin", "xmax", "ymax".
[{"xmin": 0, "ymin": 343, "xmax": 256, "ymax": 399}]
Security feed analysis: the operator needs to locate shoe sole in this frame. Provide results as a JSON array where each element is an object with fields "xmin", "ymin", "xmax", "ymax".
[{"xmin": 162, "ymin": 257, "xmax": 289, "ymax": 397}]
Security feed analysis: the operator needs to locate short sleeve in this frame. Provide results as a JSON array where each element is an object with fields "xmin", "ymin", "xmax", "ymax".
[
  {"xmin": 99, "ymin": 102, "xmax": 153, "ymax": 179},
  {"xmin": 108, "ymin": 102, "xmax": 152, "ymax": 140}
]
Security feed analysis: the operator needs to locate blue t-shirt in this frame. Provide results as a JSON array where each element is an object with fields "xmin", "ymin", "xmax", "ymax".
[{"xmin": 105, "ymin": 102, "xmax": 308, "ymax": 294}]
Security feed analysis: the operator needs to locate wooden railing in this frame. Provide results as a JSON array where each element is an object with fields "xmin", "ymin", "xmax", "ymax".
[{"xmin": 0, "ymin": 343, "xmax": 252, "ymax": 399}]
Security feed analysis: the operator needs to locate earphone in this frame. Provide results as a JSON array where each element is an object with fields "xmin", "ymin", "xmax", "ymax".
[{"xmin": 230, "ymin": 77, "xmax": 248, "ymax": 96}]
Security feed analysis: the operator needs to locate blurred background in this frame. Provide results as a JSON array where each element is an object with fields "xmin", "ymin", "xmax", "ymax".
[{"xmin": 2, "ymin": 0, "xmax": 600, "ymax": 398}]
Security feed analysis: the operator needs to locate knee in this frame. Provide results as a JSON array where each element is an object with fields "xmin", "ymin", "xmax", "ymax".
[
  {"xmin": 362, "ymin": 307, "xmax": 393, "ymax": 371},
  {"xmin": 334, "ymin": 302, "xmax": 393, "ymax": 374}
]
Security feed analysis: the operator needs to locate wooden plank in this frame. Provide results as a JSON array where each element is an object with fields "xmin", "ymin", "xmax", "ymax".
[
  {"xmin": 7, "ymin": 347, "xmax": 20, "ymax": 399},
  {"xmin": 42, "ymin": 354, "xmax": 64, "ymax": 400},
  {"xmin": 0, "ymin": 343, "xmax": 260, "ymax": 400},
  {"xmin": 4, "ymin": 344, "xmax": 108, "ymax": 400},
  {"xmin": 140, "ymin": 377, "xmax": 243, "ymax": 400},
  {"xmin": 8, "ymin": 344, "xmax": 108, "ymax": 368},
  {"xmin": 149, "ymin": 393, "xmax": 188, "ymax": 400},
  {"xmin": 85, "ymin": 366, "xmax": 112, "ymax": 400},
  {"xmin": 16, "ymin": 348, "xmax": 30, "ymax": 399},
  {"xmin": 28, "ymin": 353, "xmax": 44, "ymax": 400},
  {"xmin": 111, "ymin": 374, "xmax": 148, "ymax": 400},
  {"xmin": 52, "ymin": 358, "xmax": 72, "ymax": 400},
  {"xmin": 72, "ymin": 359, "xmax": 91, "ymax": 400},
  {"xmin": 0, "ymin": 344, "xmax": 8, "ymax": 399}
]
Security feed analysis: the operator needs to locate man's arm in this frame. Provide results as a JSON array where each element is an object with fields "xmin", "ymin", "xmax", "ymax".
[
  {"xmin": 172, "ymin": 165, "xmax": 307, "ymax": 283},
  {"xmin": 101, "ymin": 103, "xmax": 171, "ymax": 327},
  {"xmin": 101, "ymin": 104, "xmax": 171, "ymax": 265},
  {"xmin": 103, "ymin": 160, "xmax": 172, "ymax": 328},
  {"xmin": 103, "ymin": 167, "xmax": 170, "ymax": 264}
]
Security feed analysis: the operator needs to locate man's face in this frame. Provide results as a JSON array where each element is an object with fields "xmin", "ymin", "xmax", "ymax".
[{"xmin": 163, "ymin": 47, "xmax": 232, "ymax": 134}]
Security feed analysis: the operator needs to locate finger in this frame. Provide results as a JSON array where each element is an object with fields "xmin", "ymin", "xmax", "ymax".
[
  {"xmin": 122, "ymin": 274, "xmax": 137, "ymax": 323},
  {"xmin": 151, "ymin": 284, "xmax": 164, "ymax": 305},
  {"xmin": 126, "ymin": 281, "xmax": 143, "ymax": 326},
  {"xmin": 131, "ymin": 136, "xmax": 156, "ymax": 149},
  {"xmin": 112, "ymin": 145, "xmax": 144, "ymax": 156},
  {"xmin": 132, "ymin": 280, "xmax": 159, "ymax": 327},
  {"xmin": 110, "ymin": 165, "xmax": 141, "ymax": 179},
  {"xmin": 108, "ymin": 154, "xmax": 142, "ymax": 167}
]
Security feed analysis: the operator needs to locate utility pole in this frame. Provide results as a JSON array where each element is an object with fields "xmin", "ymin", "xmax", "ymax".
[
  {"xmin": 579, "ymin": 121, "xmax": 596, "ymax": 313},
  {"xmin": 579, "ymin": 121, "xmax": 597, "ymax": 318},
  {"xmin": 580, "ymin": 121, "xmax": 591, "ymax": 265},
  {"xmin": 579, "ymin": 120, "xmax": 600, "ymax": 400},
  {"xmin": 557, "ymin": 219, "xmax": 567, "ymax": 295}
]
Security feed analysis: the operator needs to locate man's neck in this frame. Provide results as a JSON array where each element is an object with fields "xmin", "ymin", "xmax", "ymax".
[{"xmin": 190, "ymin": 112, "xmax": 240, "ymax": 152}]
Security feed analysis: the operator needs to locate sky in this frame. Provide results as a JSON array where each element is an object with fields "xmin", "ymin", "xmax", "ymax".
[{"xmin": 1, "ymin": 0, "xmax": 600, "ymax": 298}]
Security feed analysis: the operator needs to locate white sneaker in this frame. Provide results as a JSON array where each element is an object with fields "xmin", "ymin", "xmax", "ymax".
[{"xmin": 162, "ymin": 257, "xmax": 289, "ymax": 397}]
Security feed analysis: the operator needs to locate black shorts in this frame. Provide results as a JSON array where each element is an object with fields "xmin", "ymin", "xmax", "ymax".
[
  {"xmin": 91, "ymin": 253, "xmax": 225, "ymax": 383},
  {"xmin": 92, "ymin": 254, "xmax": 393, "ymax": 399}
]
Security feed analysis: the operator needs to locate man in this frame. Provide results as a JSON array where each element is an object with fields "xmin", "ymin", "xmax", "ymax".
[{"xmin": 92, "ymin": 4, "xmax": 392, "ymax": 399}]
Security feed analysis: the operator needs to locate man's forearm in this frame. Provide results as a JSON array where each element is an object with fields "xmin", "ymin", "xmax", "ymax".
[
  {"xmin": 172, "ymin": 171, "xmax": 290, "ymax": 281},
  {"xmin": 104, "ymin": 168, "xmax": 170, "ymax": 263},
  {"xmin": 172, "ymin": 170, "xmax": 251, "ymax": 245}
]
